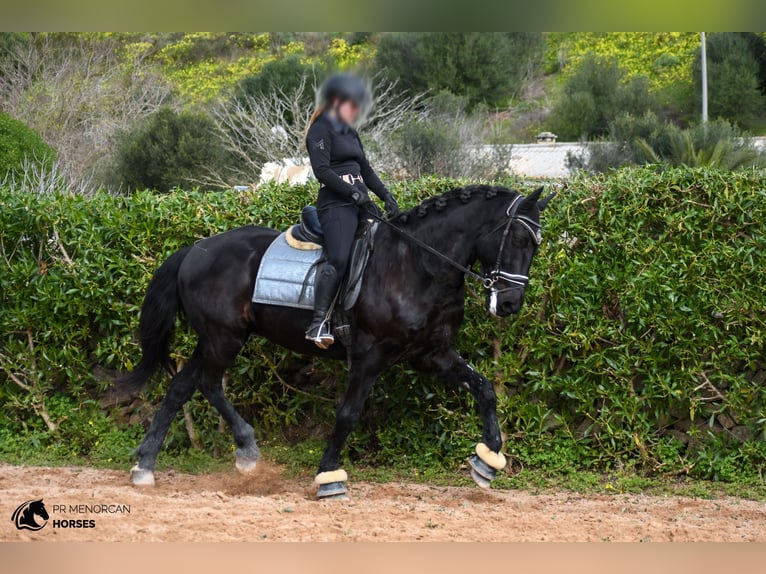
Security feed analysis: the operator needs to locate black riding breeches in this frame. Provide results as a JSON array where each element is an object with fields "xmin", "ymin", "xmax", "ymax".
[{"xmin": 318, "ymin": 204, "xmax": 359, "ymax": 276}]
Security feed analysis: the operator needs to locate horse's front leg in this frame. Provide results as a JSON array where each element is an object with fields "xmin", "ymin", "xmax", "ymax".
[
  {"xmin": 413, "ymin": 348, "xmax": 506, "ymax": 489},
  {"xmin": 315, "ymin": 339, "xmax": 386, "ymax": 499}
]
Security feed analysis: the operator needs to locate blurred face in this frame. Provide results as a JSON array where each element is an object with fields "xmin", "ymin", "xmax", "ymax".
[{"xmin": 337, "ymin": 99, "xmax": 360, "ymax": 125}]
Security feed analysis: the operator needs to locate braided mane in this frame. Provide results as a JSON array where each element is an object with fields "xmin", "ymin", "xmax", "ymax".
[{"xmin": 396, "ymin": 184, "xmax": 518, "ymax": 224}]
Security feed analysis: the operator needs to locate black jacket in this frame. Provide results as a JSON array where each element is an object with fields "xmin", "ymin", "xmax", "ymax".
[{"xmin": 306, "ymin": 113, "xmax": 390, "ymax": 208}]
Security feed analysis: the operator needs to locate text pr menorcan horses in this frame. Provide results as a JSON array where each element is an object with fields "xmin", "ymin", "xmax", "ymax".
[{"xmin": 121, "ymin": 185, "xmax": 553, "ymax": 497}]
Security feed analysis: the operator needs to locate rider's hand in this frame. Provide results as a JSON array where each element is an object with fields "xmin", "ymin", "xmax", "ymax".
[{"xmin": 383, "ymin": 193, "xmax": 400, "ymax": 220}]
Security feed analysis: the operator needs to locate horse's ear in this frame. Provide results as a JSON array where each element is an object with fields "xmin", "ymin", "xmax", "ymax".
[
  {"xmin": 538, "ymin": 191, "xmax": 556, "ymax": 211},
  {"xmin": 526, "ymin": 187, "xmax": 544, "ymax": 203}
]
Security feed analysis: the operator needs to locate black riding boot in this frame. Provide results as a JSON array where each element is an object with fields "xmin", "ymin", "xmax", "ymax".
[{"xmin": 305, "ymin": 264, "xmax": 341, "ymax": 349}]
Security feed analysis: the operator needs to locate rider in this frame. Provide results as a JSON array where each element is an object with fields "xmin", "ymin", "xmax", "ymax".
[{"xmin": 304, "ymin": 73, "xmax": 400, "ymax": 349}]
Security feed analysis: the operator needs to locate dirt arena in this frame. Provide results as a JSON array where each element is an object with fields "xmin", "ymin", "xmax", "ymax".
[{"xmin": 2, "ymin": 462, "xmax": 764, "ymax": 542}]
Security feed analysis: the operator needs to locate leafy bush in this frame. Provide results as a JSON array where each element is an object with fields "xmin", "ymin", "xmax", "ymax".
[
  {"xmin": 0, "ymin": 168, "xmax": 764, "ymax": 483},
  {"xmin": 0, "ymin": 112, "xmax": 55, "ymax": 178},
  {"xmin": 693, "ymin": 33, "xmax": 766, "ymax": 128},
  {"xmin": 114, "ymin": 107, "xmax": 229, "ymax": 192},
  {"xmin": 550, "ymin": 55, "xmax": 659, "ymax": 140}
]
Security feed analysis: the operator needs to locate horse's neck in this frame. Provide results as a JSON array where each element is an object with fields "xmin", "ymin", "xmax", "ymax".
[{"xmin": 404, "ymin": 201, "xmax": 500, "ymax": 269}]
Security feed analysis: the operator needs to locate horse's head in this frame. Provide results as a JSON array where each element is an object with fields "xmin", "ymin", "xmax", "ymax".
[
  {"xmin": 29, "ymin": 499, "xmax": 49, "ymax": 521},
  {"xmin": 478, "ymin": 187, "xmax": 554, "ymax": 317},
  {"xmin": 12, "ymin": 499, "xmax": 49, "ymax": 531}
]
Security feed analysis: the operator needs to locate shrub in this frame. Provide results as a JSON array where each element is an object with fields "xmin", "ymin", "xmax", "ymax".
[
  {"xmin": 0, "ymin": 168, "xmax": 764, "ymax": 483},
  {"xmin": 549, "ymin": 55, "xmax": 659, "ymax": 140},
  {"xmin": 577, "ymin": 114, "xmax": 766, "ymax": 172},
  {"xmin": 693, "ymin": 33, "xmax": 766, "ymax": 128},
  {"xmin": 114, "ymin": 107, "xmax": 229, "ymax": 192},
  {"xmin": 0, "ymin": 112, "xmax": 55, "ymax": 179},
  {"xmin": 637, "ymin": 119, "xmax": 766, "ymax": 169},
  {"xmin": 548, "ymin": 33, "xmax": 699, "ymax": 92}
]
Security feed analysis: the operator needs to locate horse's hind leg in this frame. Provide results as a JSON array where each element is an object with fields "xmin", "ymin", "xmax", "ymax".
[
  {"xmin": 199, "ymin": 371, "xmax": 259, "ymax": 474},
  {"xmin": 198, "ymin": 332, "xmax": 259, "ymax": 473},
  {"xmin": 131, "ymin": 357, "xmax": 201, "ymax": 486}
]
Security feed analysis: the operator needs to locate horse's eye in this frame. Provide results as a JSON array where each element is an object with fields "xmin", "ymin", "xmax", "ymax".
[{"xmin": 512, "ymin": 237, "xmax": 527, "ymax": 248}]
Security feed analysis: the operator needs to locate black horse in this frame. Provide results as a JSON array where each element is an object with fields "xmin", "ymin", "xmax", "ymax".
[{"xmin": 122, "ymin": 184, "xmax": 553, "ymax": 496}]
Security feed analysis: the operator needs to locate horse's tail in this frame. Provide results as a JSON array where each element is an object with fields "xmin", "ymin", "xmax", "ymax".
[{"xmin": 117, "ymin": 245, "xmax": 192, "ymax": 392}]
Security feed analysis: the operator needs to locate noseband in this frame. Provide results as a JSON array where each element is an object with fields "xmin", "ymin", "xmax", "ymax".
[{"xmin": 483, "ymin": 194, "xmax": 542, "ymax": 293}]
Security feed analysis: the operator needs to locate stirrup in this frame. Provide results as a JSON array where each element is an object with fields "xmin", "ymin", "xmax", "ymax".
[{"xmin": 305, "ymin": 320, "xmax": 334, "ymax": 349}]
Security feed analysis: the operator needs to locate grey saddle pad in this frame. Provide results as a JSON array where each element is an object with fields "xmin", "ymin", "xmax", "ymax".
[
  {"xmin": 252, "ymin": 232, "xmax": 321, "ymax": 310},
  {"xmin": 252, "ymin": 223, "xmax": 377, "ymax": 311}
]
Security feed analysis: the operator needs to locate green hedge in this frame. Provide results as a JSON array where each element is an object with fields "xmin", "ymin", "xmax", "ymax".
[{"xmin": 1, "ymin": 167, "xmax": 764, "ymax": 482}]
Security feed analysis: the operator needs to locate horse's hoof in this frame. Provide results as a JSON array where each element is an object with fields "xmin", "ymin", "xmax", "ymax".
[
  {"xmin": 235, "ymin": 457, "xmax": 258, "ymax": 474},
  {"xmin": 130, "ymin": 465, "xmax": 155, "ymax": 487},
  {"xmin": 470, "ymin": 468, "xmax": 492, "ymax": 489},
  {"xmin": 468, "ymin": 454, "xmax": 496, "ymax": 488},
  {"xmin": 317, "ymin": 481, "xmax": 347, "ymax": 499}
]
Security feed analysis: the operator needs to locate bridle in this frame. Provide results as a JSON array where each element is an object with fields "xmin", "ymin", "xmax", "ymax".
[
  {"xmin": 483, "ymin": 193, "xmax": 542, "ymax": 294},
  {"xmin": 369, "ymin": 192, "xmax": 542, "ymax": 294}
]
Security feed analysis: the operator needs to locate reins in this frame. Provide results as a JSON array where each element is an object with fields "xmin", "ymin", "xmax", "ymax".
[{"xmin": 367, "ymin": 210, "xmax": 492, "ymax": 286}]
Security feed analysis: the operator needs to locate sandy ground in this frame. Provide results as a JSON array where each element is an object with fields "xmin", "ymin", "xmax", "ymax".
[{"xmin": 1, "ymin": 462, "xmax": 764, "ymax": 542}]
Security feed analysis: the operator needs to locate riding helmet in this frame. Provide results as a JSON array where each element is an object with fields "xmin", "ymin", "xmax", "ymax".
[{"xmin": 319, "ymin": 73, "xmax": 370, "ymax": 109}]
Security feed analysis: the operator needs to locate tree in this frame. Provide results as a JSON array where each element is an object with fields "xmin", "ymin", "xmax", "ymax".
[
  {"xmin": 375, "ymin": 33, "xmax": 544, "ymax": 108},
  {"xmin": 734, "ymin": 32, "xmax": 766, "ymax": 94},
  {"xmin": 693, "ymin": 33, "xmax": 766, "ymax": 128},
  {"xmin": 0, "ymin": 33, "xmax": 28, "ymax": 58},
  {"xmin": 374, "ymin": 33, "xmax": 428, "ymax": 95}
]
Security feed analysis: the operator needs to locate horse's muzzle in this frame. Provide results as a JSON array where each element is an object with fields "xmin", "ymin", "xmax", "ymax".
[{"xmin": 487, "ymin": 289, "xmax": 524, "ymax": 317}]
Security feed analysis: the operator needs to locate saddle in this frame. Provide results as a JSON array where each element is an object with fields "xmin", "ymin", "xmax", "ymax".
[
  {"xmin": 252, "ymin": 206, "xmax": 377, "ymax": 347},
  {"xmin": 285, "ymin": 206, "xmax": 325, "ymax": 250}
]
